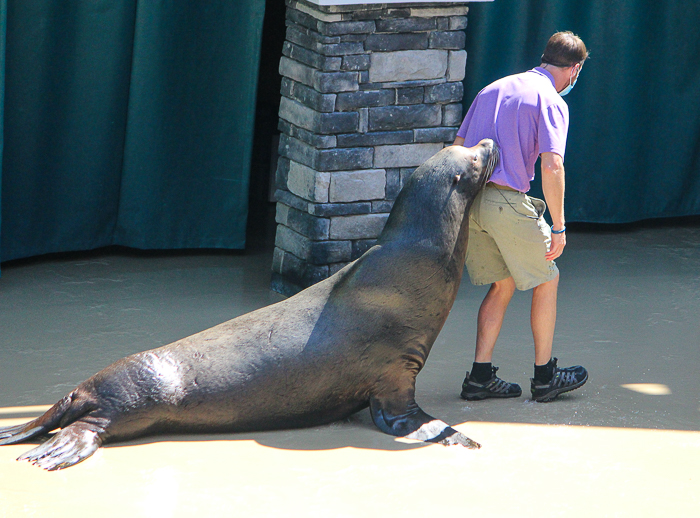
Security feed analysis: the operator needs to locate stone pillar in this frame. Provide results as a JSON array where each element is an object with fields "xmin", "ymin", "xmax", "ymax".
[{"xmin": 272, "ymin": 0, "xmax": 470, "ymax": 296}]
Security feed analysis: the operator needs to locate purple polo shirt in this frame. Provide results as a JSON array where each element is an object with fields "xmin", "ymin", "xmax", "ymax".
[{"xmin": 456, "ymin": 67, "xmax": 569, "ymax": 193}]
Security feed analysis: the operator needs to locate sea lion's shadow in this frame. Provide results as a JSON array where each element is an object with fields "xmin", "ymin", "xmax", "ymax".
[{"xmin": 102, "ymin": 408, "xmax": 427, "ymax": 453}]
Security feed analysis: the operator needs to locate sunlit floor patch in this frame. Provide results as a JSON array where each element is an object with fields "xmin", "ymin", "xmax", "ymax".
[
  {"xmin": 1, "ymin": 414, "xmax": 698, "ymax": 517},
  {"xmin": 621, "ymin": 383, "xmax": 672, "ymax": 395}
]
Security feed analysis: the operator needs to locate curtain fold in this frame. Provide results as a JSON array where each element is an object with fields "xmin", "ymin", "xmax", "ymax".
[
  {"xmin": 0, "ymin": 0, "xmax": 265, "ymax": 265},
  {"xmin": 464, "ymin": 0, "xmax": 700, "ymax": 223}
]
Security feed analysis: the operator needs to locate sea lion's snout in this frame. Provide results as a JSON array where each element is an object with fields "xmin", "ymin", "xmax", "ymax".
[{"xmin": 479, "ymin": 139, "xmax": 499, "ymax": 182}]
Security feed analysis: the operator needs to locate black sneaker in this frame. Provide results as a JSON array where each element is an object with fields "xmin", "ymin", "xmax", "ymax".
[
  {"xmin": 461, "ymin": 366, "xmax": 522, "ymax": 400},
  {"xmin": 530, "ymin": 358, "xmax": 588, "ymax": 402}
]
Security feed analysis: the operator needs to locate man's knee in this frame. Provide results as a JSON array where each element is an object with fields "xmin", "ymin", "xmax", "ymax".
[
  {"xmin": 491, "ymin": 277, "xmax": 516, "ymax": 299},
  {"xmin": 533, "ymin": 274, "xmax": 559, "ymax": 294}
]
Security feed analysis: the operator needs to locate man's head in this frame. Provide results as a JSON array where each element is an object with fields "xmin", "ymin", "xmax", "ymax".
[{"xmin": 540, "ymin": 31, "xmax": 589, "ymax": 95}]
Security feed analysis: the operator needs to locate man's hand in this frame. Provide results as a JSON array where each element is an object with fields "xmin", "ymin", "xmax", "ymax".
[{"xmin": 546, "ymin": 231, "xmax": 566, "ymax": 261}]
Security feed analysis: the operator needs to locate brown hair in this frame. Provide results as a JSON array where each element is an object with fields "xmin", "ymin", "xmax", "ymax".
[{"xmin": 541, "ymin": 31, "xmax": 589, "ymax": 67}]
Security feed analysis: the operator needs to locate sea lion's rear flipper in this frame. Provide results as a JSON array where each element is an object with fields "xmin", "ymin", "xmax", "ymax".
[
  {"xmin": 369, "ymin": 395, "xmax": 480, "ymax": 449},
  {"xmin": 0, "ymin": 395, "xmax": 74, "ymax": 445},
  {"xmin": 17, "ymin": 421, "xmax": 102, "ymax": 471}
]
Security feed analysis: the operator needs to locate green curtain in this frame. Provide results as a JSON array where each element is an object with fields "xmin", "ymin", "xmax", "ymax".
[
  {"xmin": 464, "ymin": 0, "xmax": 700, "ymax": 223},
  {"xmin": 0, "ymin": 0, "xmax": 265, "ymax": 264}
]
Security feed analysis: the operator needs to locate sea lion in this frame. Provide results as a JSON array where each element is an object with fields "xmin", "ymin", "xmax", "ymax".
[{"xmin": 0, "ymin": 141, "xmax": 499, "ymax": 470}]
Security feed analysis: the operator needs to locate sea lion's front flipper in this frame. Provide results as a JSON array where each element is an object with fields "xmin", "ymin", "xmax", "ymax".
[
  {"xmin": 17, "ymin": 421, "xmax": 103, "ymax": 471},
  {"xmin": 369, "ymin": 395, "xmax": 480, "ymax": 449}
]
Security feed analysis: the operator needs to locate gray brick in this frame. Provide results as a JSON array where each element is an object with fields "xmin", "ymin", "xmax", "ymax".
[
  {"xmin": 374, "ymin": 143, "xmax": 444, "ymax": 168},
  {"xmin": 282, "ymin": 41, "xmax": 342, "ymax": 72},
  {"xmin": 339, "ymin": 34, "xmax": 368, "ymax": 43},
  {"xmin": 274, "ymin": 188, "xmax": 309, "ymax": 213},
  {"xmin": 352, "ymin": 239, "xmax": 377, "ymax": 260},
  {"xmin": 337, "ymin": 130, "xmax": 414, "ymax": 148},
  {"xmin": 318, "ymin": 20, "xmax": 375, "ymax": 36},
  {"xmin": 369, "ymin": 104, "xmax": 441, "ymax": 131},
  {"xmin": 318, "ymin": 41, "xmax": 365, "ymax": 57},
  {"xmin": 396, "ymin": 87, "xmax": 424, "ymax": 105},
  {"xmin": 286, "ymin": 25, "xmax": 339, "ymax": 49},
  {"xmin": 286, "ymin": 158, "xmax": 330, "ymax": 203},
  {"xmin": 279, "ymin": 96, "xmax": 358, "ymax": 134},
  {"xmin": 424, "ymin": 82, "xmax": 464, "ymax": 104},
  {"xmin": 279, "ymin": 56, "xmax": 315, "ymax": 89},
  {"xmin": 380, "ymin": 78, "xmax": 445, "ymax": 89},
  {"xmin": 443, "ymin": 103, "xmax": 464, "ymax": 126},
  {"xmin": 371, "ymin": 200, "xmax": 394, "ymax": 213},
  {"xmin": 310, "ymin": 240, "xmax": 352, "ymax": 264},
  {"xmin": 429, "ymin": 31, "xmax": 466, "ymax": 50},
  {"xmin": 347, "ymin": 8, "xmax": 411, "ymax": 21},
  {"xmin": 359, "ymin": 81, "xmax": 384, "ymax": 91},
  {"xmin": 410, "ymin": 6, "xmax": 470, "ymax": 18},
  {"xmin": 370, "ymin": 50, "xmax": 448, "ymax": 83},
  {"xmin": 287, "ymin": 1, "xmax": 343, "ymax": 22},
  {"xmin": 280, "ymin": 78, "xmax": 336, "ymax": 113},
  {"xmin": 275, "ymin": 157, "xmax": 291, "ymax": 191},
  {"xmin": 317, "ymin": 146, "xmax": 374, "ymax": 171},
  {"xmin": 309, "ymin": 202, "xmax": 372, "ymax": 217},
  {"xmin": 336, "ymin": 89, "xmax": 394, "ymax": 111},
  {"xmin": 365, "ymin": 33, "xmax": 429, "ymax": 52},
  {"xmin": 437, "ymin": 17, "xmax": 449, "ymax": 31},
  {"xmin": 329, "ymin": 169, "xmax": 386, "ymax": 202},
  {"xmin": 279, "ymin": 134, "xmax": 315, "ymax": 168},
  {"xmin": 286, "ymin": 25, "xmax": 364, "ymax": 57},
  {"xmin": 315, "ymin": 71, "xmax": 360, "ymax": 93},
  {"xmin": 375, "ymin": 17, "xmax": 437, "ymax": 33},
  {"xmin": 449, "ymin": 16, "xmax": 468, "ymax": 30},
  {"xmin": 277, "ymin": 204, "xmax": 330, "ymax": 240},
  {"xmin": 414, "ymin": 127, "xmax": 458, "ymax": 143},
  {"xmin": 447, "ymin": 50, "xmax": 467, "ymax": 82},
  {"xmin": 385, "ymin": 168, "xmax": 402, "ymax": 200},
  {"xmin": 330, "ymin": 213, "xmax": 389, "ymax": 240},
  {"xmin": 280, "ymin": 134, "xmax": 374, "ymax": 171},
  {"xmin": 278, "ymin": 119, "xmax": 338, "ymax": 149},
  {"xmin": 286, "ymin": 6, "xmax": 320, "ymax": 32},
  {"xmin": 400, "ymin": 167, "xmax": 417, "ymax": 185},
  {"xmin": 359, "ymin": 107, "xmax": 369, "ymax": 133},
  {"xmin": 341, "ymin": 54, "xmax": 371, "ymax": 71},
  {"xmin": 275, "ymin": 225, "xmax": 310, "ymax": 260}
]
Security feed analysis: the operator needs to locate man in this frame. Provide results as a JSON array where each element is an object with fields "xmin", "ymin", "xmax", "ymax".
[{"xmin": 454, "ymin": 31, "xmax": 589, "ymax": 403}]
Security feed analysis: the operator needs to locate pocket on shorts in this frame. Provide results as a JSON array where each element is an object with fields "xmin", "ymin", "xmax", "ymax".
[{"xmin": 527, "ymin": 196, "xmax": 547, "ymax": 219}]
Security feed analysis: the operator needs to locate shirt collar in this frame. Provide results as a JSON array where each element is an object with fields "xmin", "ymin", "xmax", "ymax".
[{"xmin": 530, "ymin": 67, "xmax": 556, "ymax": 88}]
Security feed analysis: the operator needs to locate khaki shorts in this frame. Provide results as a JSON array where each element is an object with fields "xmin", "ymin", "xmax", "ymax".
[{"xmin": 465, "ymin": 184, "xmax": 559, "ymax": 291}]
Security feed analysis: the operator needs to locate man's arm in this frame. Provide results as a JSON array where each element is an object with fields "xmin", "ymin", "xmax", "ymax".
[
  {"xmin": 453, "ymin": 136, "xmax": 465, "ymax": 146},
  {"xmin": 540, "ymin": 151, "xmax": 566, "ymax": 261}
]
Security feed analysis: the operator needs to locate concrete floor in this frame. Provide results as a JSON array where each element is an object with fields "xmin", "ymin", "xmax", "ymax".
[{"xmin": 0, "ymin": 218, "xmax": 698, "ymax": 517}]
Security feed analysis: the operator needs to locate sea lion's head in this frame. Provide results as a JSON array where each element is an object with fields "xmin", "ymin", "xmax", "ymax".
[
  {"xmin": 448, "ymin": 138, "xmax": 499, "ymax": 194},
  {"xmin": 377, "ymin": 139, "xmax": 499, "ymax": 246}
]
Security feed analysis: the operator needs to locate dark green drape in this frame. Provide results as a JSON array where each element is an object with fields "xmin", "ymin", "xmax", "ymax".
[
  {"xmin": 0, "ymin": 0, "xmax": 265, "ymax": 264},
  {"xmin": 464, "ymin": 0, "xmax": 700, "ymax": 223}
]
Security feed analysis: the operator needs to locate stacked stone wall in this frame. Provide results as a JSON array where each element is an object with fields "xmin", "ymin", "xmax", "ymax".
[{"xmin": 272, "ymin": 0, "xmax": 469, "ymax": 295}]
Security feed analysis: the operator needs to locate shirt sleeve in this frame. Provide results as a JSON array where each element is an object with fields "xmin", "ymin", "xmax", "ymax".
[{"xmin": 538, "ymin": 102, "xmax": 569, "ymax": 160}]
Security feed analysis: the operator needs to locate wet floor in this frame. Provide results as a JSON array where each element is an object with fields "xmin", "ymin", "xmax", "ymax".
[{"xmin": 0, "ymin": 219, "xmax": 698, "ymax": 516}]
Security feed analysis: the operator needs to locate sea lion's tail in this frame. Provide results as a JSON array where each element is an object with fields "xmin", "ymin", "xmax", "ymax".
[{"xmin": 0, "ymin": 391, "xmax": 87, "ymax": 445}]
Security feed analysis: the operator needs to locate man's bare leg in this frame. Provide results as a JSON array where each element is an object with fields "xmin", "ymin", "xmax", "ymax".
[
  {"xmin": 531, "ymin": 274, "xmax": 559, "ymax": 365},
  {"xmin": 475, "ymin": 277, "xmax": 516, "ymax": 363},
  {"xmin": 461, "ymin": 276, "xmax": 522, "ymax": 400}
]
